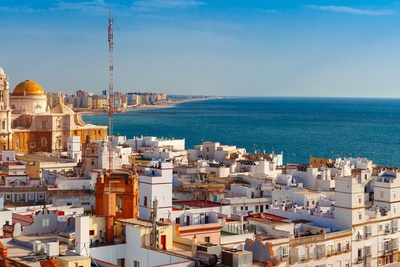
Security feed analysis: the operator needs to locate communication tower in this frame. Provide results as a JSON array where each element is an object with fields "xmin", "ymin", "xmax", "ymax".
[{"xmin": 108, "ymin": 7, "xmax": 114, "ymax": 170}]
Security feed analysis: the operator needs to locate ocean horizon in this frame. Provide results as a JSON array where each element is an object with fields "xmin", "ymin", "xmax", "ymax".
[{"xmin": 83, "ymin": 97, "xmax": 400, "ymax": 167}]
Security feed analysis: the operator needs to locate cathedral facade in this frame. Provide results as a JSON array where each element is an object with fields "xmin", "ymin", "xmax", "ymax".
[{"xmin": 0, "ymin": 67, "xmax": 107, "ymax": 154}]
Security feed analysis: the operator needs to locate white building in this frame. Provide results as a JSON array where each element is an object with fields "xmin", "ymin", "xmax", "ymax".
[
  {"xmin": 67, "ymin": 136, "xmax": 82, "ymax": 162},
  {"xmin": 187, "ymin": 141, "xmax": 246, "ymax": 162},
  {"xmin": 126, "ymin": 136, "xmax": 185, "ymax": 151},
  {"xmin": 139, "ymin": 161, "xmax": 173, "ymax": 221}
]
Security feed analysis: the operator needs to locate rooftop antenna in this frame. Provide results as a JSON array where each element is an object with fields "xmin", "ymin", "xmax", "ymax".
[
  {"xmin": 108, "ymin": 5, "xmax": 114, "ymax": 171},
  {"xmin": 149, "ymin": 198, "xmax": 159, "ymax": 248}
]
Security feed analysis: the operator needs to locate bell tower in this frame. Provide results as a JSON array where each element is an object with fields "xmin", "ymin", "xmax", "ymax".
[{"xmin": 0, "ymin": 67, "xmax": 12, "ymax": 151}]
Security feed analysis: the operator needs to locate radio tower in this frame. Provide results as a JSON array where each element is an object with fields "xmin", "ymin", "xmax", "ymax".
[{"xmin": 108, "ymin": 7, "xmax": 114, "ymax": 171}]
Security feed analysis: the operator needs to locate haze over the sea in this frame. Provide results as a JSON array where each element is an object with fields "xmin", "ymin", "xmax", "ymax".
[{"xmin": 83, "ymin": 97, "xmax": 400, "ymax": 167}]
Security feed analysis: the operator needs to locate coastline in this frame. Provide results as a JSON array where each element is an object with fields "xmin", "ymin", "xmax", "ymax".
[{"xmin": 76, "ymin": 97, "xmax": 216, "ymax": 115}]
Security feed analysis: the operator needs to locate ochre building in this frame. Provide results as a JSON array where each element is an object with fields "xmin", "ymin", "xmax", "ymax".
[{"xmin": 0, "ymin": 67, "xmax": 107, "ymax": 153}]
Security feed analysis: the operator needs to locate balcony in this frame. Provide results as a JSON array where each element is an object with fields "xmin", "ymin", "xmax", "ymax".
[
  {"xmin": 357, "ymin": 256, "xmax": 365, "ymax": 262},
  {"xmin": 385, "ymin": 229, "xmax": 391, "ymax": 234},
  {"xmin": 365, "ymin": 254, "xmax": 372, "ymax": 260},
  {"xmin": 291, "ymin": 234, "xmax": 325, "ymax": 246},
  {"xmin": 300, "ymin": 254, "xmax": 313, "ymax": 261},
  {"xmin": 365, "ymin": 232, "xmax": 372, "ymax": 238},
  {"xmin": 289, "ymin": 256, "xmax": 299, "ymax": 264},
  {"xmin": 383, "ymin": 247, "xmax": 398, "ymax": 255},
  {"xmin": 316, "ymin": 252, "xmax": 326, "ymax": 259}
]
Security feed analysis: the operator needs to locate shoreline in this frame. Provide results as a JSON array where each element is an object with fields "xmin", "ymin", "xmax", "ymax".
[{"xmin": 76, "ymin": 97, "xmax": 216, "ymax": 115}]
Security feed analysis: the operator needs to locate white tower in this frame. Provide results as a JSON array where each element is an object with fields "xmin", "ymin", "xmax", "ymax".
[
  {"xmin": 374, "ymin": 171, "xmax": 400, "ymax": 214},
  {"xmin": 67, "ymin": 136, "xmax": 82, "ymax": 162},
  {"xmin": 139, "ymin": 161, "xmax": 173, "ymax": 222},
  {"xmin": 334, "ymin": 176, "xmax": 366, "ymax": 230},
  {"xmin": 98, "ymin": 140, "xmax": 109, "ymax": 169},
  {"xmin": 0, "ymin": 67, "xmax": 12, "ymax": 151},
  {"xmin": 75, "ymin": 216, "xmax": 90, "ymax": 256}
]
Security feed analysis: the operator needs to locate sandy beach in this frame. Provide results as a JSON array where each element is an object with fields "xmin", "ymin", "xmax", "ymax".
[{"xmin": 75, "ymin": 97, "xmax": 214, "ymax": 115}]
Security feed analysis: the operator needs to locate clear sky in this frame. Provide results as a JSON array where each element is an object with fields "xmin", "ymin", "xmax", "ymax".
[{"xmin": 1, "ymin": 0, "xmax": 400, "ymax": 97}]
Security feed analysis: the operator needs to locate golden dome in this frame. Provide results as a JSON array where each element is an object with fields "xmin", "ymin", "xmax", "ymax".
[{"xmin": 12, "ymin": 80, "xmax": 45, "ymax": 96}]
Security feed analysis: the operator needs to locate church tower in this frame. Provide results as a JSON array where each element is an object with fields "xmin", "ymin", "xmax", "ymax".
[{"xmin": 0, "ymin": 67, "xmax": 12, "ymax": 150}]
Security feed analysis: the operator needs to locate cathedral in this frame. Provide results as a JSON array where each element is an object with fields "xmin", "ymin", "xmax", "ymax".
[{"xmin": 0, "ymin": 67, "xmax": 107, "ymax": 154}]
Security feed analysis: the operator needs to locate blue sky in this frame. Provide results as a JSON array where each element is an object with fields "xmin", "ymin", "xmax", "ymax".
[{"xmin": 1, "ymin": 0, "xmax": 400, "ymax": 97}]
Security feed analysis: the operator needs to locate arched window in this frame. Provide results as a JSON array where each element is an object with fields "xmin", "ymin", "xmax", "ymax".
[{"xmin": 41, "ymin": 138, "xmax": 47, "ymax": 147}]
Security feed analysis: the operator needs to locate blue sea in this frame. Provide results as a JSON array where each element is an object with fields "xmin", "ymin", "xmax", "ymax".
[{"xmin": 83, "ymin": 97, "xmax": 400, "ymax": 167}]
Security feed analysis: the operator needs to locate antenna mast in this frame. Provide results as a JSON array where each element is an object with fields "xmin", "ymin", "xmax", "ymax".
[{"xmin": 108, "ymin": 7, "xmax": 114, "ymax": 170}]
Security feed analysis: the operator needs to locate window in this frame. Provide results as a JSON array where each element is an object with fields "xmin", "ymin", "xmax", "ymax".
[
  {"xmin": 42, "ymin": 218, "xmax": 50, "ymax": 227},
  {"xmin": 359, "ymin": 214, "xmax": 362, "ymax": 220},
  {"xmin": 255, "ymin": 205, "xmax": 259, "ymax": 212},
  {"xmin": 41, "ymin": 138, "xmax": 47, "ymax": 147},
  {"xmin": 205, "ymin": 236, "xmax": 210, "ymax": 242},
  {"xmin": 42, "ymin": 121, "xmax": 46, "ymax": 130},
  {"xmin": 176, "ymin": 218, "xmax": 180, "ymax": 224},
  {"xmin": 337, "ymin": 243, "xmax": 341, "ymax": 252},
  {"xmin": 282, "ymin": 246, "xmax": 289, "ymax": 257},
  {"xmin": 17, "ymin": 194, "xmax": 23, "ymax": 201},
  {"xmin": 144, "ymin": 196, "xmax": 147, "ymax": 207},
  {"xmin": 316, "ymin": 244, "xmax": 325, "ymax": 258},
  {"xmin": 366, "ymin": 225, "xmax": 372, "ymax": 237},
  {"xmin": 15, "ymin": 141, "xmax": 19, "ymax": 149},
  {"xmin": 384, "ymin": 241, "xmax": 389, "ymax": 251},
  {"xmin": 245, "ymin": 206, "xmax": 248, "ymax": 211},
  {"xmin": 365, "ymin": 246, "xmax": 371, "ymax": 258},
  {"xmin": 134, "ymin": 260, "xmax": 140, "ymax": 267},
  {"xmin": 38, "ymin": 193, "xmax": 44, "ymax": 199},
  {"xmin": 89, "ymin": 230, "xmax": 95, "ymax": 235},
  {"xmin": 357, "ymin": 248, "xmax": 363, "ymax": 261},
  {"xmin": 6, "ymin": 194, "xmax": 11, "ymax": 200},
  {"xmin": 117, "ymin": 197, "xmax": 123, "ymax": 212},
  {"xmin": 28, "ymin": 193, "xmax": 35, "ymax": 200},
  {"xmin": 1, "ymin": 121, "xmax": 5, "ymax": 129}
]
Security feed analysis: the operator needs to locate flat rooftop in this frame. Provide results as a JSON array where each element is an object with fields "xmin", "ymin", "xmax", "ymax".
[{"xmin": 174, "ymin": 200, "xmax": 225, "ymax": 208}]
